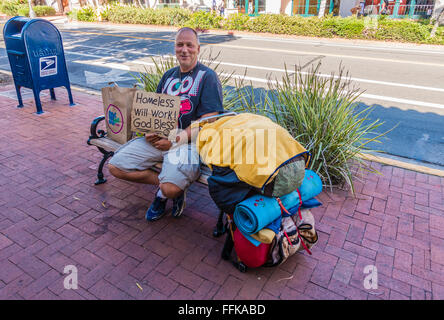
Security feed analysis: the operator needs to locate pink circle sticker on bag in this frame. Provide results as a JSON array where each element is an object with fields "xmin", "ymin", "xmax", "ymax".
[{"xmin": 106, "ymin": 104, "xmax": 124, "ymax": 134}]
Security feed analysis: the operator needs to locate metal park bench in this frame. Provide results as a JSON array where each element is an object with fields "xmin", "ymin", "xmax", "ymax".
[{"xmin": 86, "ymin": 112, "xmax": 237, "ymax": 241}]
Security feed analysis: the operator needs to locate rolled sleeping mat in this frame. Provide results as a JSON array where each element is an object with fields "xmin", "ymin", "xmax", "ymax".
[{"xmin": 234, "ymin": 169, "xmax": 323, "ymax": 236}]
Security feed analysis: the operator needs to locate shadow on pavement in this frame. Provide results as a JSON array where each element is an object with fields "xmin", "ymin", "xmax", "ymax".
[{"xmin": 355, "ymin": 103, "xmax": 444, "ymax": 167}]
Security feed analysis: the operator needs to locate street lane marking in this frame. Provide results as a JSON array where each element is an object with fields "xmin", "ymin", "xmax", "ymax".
[
  {"xmin": 359, "ymin": 93, "xmax": 444, "ymax": 110},
  {"xmin": 64, "ymin": 44, "xmax": 157, "ymax": 55},
  {"xmin": 61, "ymin": 29, "xmax": 174, "ymax": 42},
  {"xmin": 5, "ymin": 44, "xmax": 443, "ymax": 105},
  {"xmin": 62, "ymin": 26, "xmax": 444, "ymax": 55},
  {"xmin": 207, "ymin": 60, "xmax": 444, "ymax": 94},
  {"xmin": 62, "ymin": 45, "xmax": 444, "ymax": 94},
  {"xmin": 65, "ymin": 55, "xmax": 444, "ymax": 110},
  {"xmin": 233, "ymin": 35, "xmax": 444, "ymax": 55},
  {"xmin": 219, "ymin": 73, "xmax": 444, "ymax": 110},
  {"xmin": 85, "ymin": 69, "xmax": 133, "ymax": 84},
  {"xmin": 60, "ymin": 29, "xmax": 444, "ymax": 68},
  {"xmin": 212, "ymin": 43, "xmax": 444, "ymax": 68},
  {"xmin": 65, "ymin": 51, "xmax": 105, "ymax": 59}
]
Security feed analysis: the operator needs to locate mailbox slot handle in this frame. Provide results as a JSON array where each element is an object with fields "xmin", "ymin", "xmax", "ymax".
[{"xmin": 7, "ymin": 50, "xmax": 25, "ymax": 56}]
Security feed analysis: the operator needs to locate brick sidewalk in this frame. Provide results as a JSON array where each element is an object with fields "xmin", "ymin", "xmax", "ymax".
[{"xmin": 0, "ymin": 84, "xmax": 443, "ymax": 300}]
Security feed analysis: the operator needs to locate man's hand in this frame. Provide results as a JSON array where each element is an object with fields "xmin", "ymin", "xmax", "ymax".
[
  {"xmin": 153, "ymin": 138, "xmax": 172, "ymax": 151},
  {"xmin": 145, "ymin": 133, "xmax": 161, "ymax": 144},
  {"xmin": 145, "ymin": 133, "xmax": 172, "ymax": 151}
]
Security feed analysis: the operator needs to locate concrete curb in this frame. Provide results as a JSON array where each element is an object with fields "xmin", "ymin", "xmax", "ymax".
[{"xmin": 358, "ymin": 153, "xmax": 444, "ymax": 178}]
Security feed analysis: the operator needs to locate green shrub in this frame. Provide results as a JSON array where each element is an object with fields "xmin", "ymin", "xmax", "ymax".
[
  {"xmin": 291, "ymin": 16, "xmax": 325, "ymax": 36},
  {"xmin": 106, "ymin": 5, "xmax": 190, "ymax": 26},
  {"xmin": 330, "ymin": 16, "xmax": 365, "ymax": 38},
  {"xmin": 0, "ymin": 0, "xmax": 22, "ymax": 16},
  {"xmin": 99, "ymin": 5, "xmax": 111, "ymax": 21},
  {"xmin": 77, "ymin": 6, "xmax": 96, "ymax": 22},
  {"xmin": 223, "ymin": 12, "xmax": 250, "ymax": 30},
  {"xmin": 16, "ymin": 5, "xmax": 28, "ymax": 16},
  {"xmin": 66, "ymin": 9, "xmax": 76, "ymax": 19},
  {"xmin": 375, "ymin": 18, "xmax": 431, "ymax": 42},
  {"xmin": 17, "ymin": 5, "xmax": 56, "ymax": 17},
  {"xmin": 154, "ymin": 7, "xmax": 191, "ymax": 26},
  {"xmin": 245, "ymin": 14, "xmax": 287, "ymax": 34},
  {"xmin": 185, "ymin": 10, "xmax": 223, "ymax": 30},
  {"xmin": 35, "ymin": 5, "xmax": 56, "ymax": 16},
  {"xmin": 106, "ymin": 5, "xmax": 138, "ymax": 24},
  {"xmin": 68, "ymin": 6, "xmax": 97, "ymax": 22}
]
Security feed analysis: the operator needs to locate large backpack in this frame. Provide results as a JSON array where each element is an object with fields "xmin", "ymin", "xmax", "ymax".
[{"xmin": 195, "ymin": 113, "xmax": 320, "ymax": 272}]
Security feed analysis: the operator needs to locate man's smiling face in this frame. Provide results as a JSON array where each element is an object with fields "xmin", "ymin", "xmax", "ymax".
[{"xmin": 175, "ymin": 29, "xmax": 200, "ymax": 73}]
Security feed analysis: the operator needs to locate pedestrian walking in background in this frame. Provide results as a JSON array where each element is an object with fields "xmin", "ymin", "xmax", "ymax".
[{"xmin": 218, "ymin": 0, "xmax": 225, "ymax": 16}]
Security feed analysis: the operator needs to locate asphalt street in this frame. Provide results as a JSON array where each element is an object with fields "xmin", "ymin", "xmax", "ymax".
[{"xmin": 0, "ymin": 20, "xmax": 443, "ymax": 167}]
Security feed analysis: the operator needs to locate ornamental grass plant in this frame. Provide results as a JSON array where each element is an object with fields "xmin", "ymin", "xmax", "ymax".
[{"xmin": 229, "ymin": 62, "xmax": 390, "ymax": 194}]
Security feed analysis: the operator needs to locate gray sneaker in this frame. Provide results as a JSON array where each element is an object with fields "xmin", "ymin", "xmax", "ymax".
[{"xmin": 171, "ymin": 191, "xmax": 186, "ymax": 218}]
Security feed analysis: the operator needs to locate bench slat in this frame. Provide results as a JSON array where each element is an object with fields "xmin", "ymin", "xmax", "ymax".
[{"xmin": 89, "ymin": 137, "xmax": 122, "ymax": 152}]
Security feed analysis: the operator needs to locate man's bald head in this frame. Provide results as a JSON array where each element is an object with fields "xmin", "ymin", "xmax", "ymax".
[
  {"xmin": 175, "ymin": 27, "xmax": 201, "ymax": 73},
  {"xmin": 175, "ymin": 27, "xmax": 200, "ymax": 45}
]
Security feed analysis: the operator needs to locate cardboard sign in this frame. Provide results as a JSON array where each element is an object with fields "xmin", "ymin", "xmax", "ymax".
[{"xmin": 131, "ymin": 91, "xmax": 181, "ymax": 139}]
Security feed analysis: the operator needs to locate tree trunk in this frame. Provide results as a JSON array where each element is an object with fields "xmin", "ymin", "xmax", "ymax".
[
  {"xmin": 28, "ymin": 0, "xmax": 36, "ymax": 17},
  {"xmin": 86, "ymin": 0, "xmax": 96, "ymax": 7},
  {"xmin": 56, "ymin": 0, "xmax": 64, "ymax": 12},
  {"xmin": 431, "ymin": 0, "xmax": 444, "ymax": 21},
  {"xmin": 430, "ymin": 7, "xmax": 444, "ymax": 38},
  {"xmin": 318, "ymin": 0, "xmax": 327, "ymax": 17}
]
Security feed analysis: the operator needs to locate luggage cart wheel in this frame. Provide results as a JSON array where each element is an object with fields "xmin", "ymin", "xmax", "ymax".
[
  {"xmin": 213, "ymin": 225, "xmax": 226, "ymax": 237},
  {"xmin": 233, "ymin": 261, "xmax": 247, "ymax": 273}
]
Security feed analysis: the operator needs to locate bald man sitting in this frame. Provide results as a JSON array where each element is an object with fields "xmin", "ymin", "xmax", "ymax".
[{"xmin": 108, "ymin": 27, "xmax": 224, "ymax": 221}]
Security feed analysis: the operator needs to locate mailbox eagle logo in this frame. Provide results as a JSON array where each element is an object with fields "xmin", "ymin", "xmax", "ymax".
[{"xmin": 39, "ymin": 56, "xmax": 57, "ymax": 77}]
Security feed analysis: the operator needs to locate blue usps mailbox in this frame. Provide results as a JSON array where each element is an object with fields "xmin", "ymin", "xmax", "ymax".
[{"xmin": 3, "ymin": 16, "xmax": 74, "ymax": 114}]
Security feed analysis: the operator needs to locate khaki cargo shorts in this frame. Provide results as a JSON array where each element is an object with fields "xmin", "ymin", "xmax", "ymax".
[{"xmin": 109, "ymin": 137, "xmax": 201, "ymax": 191}]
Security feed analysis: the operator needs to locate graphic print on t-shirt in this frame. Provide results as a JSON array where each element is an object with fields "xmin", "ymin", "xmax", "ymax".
[{"xmin": 163, "ymin": 70, "xmax": 206, "ymax": 128}]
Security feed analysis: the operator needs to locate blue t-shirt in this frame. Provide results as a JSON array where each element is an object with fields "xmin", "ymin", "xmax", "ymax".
[{"xmin": 156, "ymin": 62, "xmax": 224, "ymax": 130}]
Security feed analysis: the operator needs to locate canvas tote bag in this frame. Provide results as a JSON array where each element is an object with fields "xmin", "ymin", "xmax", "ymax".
[{"xmin": 101, "ymin": 83, "xmax": 136, "ymax": 144}]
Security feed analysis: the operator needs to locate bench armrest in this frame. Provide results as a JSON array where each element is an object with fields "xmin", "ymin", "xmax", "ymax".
[{"xmin": 87, "ymin": 115, "xmax": 106, "ymax": 145}]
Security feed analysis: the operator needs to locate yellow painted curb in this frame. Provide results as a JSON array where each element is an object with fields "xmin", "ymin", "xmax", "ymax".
[
  {"xmin": 71, "ymin": 85, "xmax": 101, "ymax": 96},
  {"xmin": 359, "ymin": 153, "xmax": 444, "ymax": 178}
]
